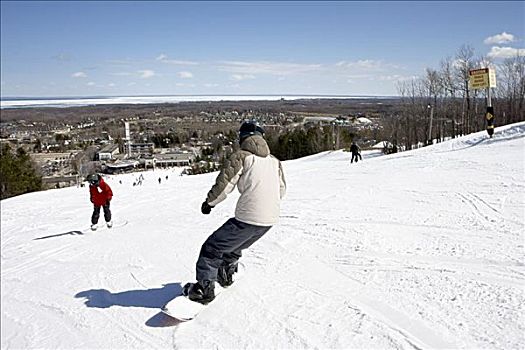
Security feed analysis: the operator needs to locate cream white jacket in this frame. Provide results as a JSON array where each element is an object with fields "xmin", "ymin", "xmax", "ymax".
[{"xmin": 206, "ymin": 135, "xmax": 286, "ymax": 226}]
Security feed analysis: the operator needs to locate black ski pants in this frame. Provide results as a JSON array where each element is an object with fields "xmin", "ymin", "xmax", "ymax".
[
  {"xmin": 91, "ymin": 201, "xmax": 111, "ymax": 224},
  {"xmin": 351, "ymin": 152, "xmax": 362, "ymax": 163},
  {"xmin": 196, "ymin": 218, "xmax": 271, "ymax": 282}
]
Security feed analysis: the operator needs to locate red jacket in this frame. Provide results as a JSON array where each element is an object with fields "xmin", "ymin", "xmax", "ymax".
[{"xmin": 89, "ymin": 177, "xmax": 113, "ymax": 206}]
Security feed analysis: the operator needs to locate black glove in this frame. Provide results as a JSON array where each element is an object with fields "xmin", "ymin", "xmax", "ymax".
[{"xmin": 201, "ymin": 201, "xmax": 214, "ymax": 215}]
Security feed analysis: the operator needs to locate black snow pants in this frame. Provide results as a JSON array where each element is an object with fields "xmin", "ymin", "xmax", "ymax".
[
  {"xmin": 91, "ymin": 201, "xmax": 111, "ymax": 224},
  {"xmin": 351, "ymin": 152, "xmax": 362, "ymax": 163},
  {"xmin": 196, "ymin": 218, "xmax": 271, "ymax": 282}
]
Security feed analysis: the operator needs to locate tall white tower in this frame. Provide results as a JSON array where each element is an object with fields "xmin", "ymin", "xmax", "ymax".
[{"xmin": 124, "ymin": 121, "xmax": 131, "ymax": 157}]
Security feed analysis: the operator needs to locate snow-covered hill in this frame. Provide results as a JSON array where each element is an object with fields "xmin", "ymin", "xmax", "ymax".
[{"xmin": 2, "ymin": 123, "xmax": 524, "ymax": 349}]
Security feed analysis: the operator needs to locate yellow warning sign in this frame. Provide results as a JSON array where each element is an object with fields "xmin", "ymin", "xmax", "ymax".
[{"xmin": 469, "ymin": 68, "xmax": 497, "ymax": 89}]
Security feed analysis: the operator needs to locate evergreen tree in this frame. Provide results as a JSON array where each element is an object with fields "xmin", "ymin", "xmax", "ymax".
[{"xmin": 0, "ymin": 144, "xmax": 42, "ymax": 199}]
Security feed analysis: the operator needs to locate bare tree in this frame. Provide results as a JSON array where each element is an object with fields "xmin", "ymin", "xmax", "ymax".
[
  {"xmin": 390, "ymin": 46, "xmax": 523, "ymax": 153},
  {"xmin": 455, "ymin": 45, "xmax": 475, "ymax": 135},
  {"xmin": 440, "ymin": 57, "xmax": 459, "ymax": 138},
  {"xmin": 423, "ymin": 68, "xmax": 444, "ymax": 143},
  {"xmin": 497, "ymin": 53, "xmax": 525, "ymax": 124}
]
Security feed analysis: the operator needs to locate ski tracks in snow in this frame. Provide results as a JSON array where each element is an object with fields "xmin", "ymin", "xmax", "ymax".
[
  {"xmin": 255, "ymin": 213, "xmax": 524, "ymax": 349},
  {"xmin": 456, "ymin": 191, "xmax": 500, "ymax": 225},
  {"xmin": 269, "ymin": 232, "xmax": 453, "ymax": 349}
]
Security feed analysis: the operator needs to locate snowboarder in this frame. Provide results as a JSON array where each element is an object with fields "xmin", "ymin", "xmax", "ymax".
[
  {"xmin": 186, "ymin": 121, "xmax": 287, "ymax": 304},
  {"xmin": 86, "ymin": 173, "xmax": 113, "ymax": 230},
  {"xmin": 350, "ymin": 142, "xmax": 362, "ymax": 163}
]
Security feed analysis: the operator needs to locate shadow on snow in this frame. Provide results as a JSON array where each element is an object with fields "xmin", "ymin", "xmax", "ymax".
[
  {"xmin": 75, "ymin": 283, "xmax": 182, "ymax": 309},
  {"xmin": 33, "ymin": 230, "xmax": 86, "ymax": 240},
  {"xmin": 75, "ymin": 283, "xmax": 185, "ymax": 327}
]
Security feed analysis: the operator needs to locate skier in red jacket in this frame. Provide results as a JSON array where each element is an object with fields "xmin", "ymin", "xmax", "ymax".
[{"xmin": 87, "ymin": 174, "xmax": 113, "ymax": 230}]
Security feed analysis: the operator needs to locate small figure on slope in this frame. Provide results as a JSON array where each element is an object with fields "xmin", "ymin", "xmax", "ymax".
[
  {"xmin": 86, "ymin": 174, "xmax": 113, "ymax": 230},
  {"xmin": 350, "ymin": 142, "xmax": 362, "ymax": 163},
  {"xmin": 185, "ymin": 121, "xmax": 287, "ymax": 304}
]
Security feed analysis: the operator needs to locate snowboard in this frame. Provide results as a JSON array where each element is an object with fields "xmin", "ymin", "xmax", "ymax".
[{"xmin": 161, "ymin": 263, "xmax": 245, "ymax": 321}]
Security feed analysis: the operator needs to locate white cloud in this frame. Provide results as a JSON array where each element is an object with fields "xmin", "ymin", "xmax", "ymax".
[
  {"xmin": 346, "ymin": 74, "xmax": 373, "ymax": 79},
  {"xmin": 156, "ymin": 54, "xmax": 198, "ymax": 65},
  {"xmin": 484, "ymin": 32, "xmax": 516, "ymax": 45},
  {"xmin": 87, "ymin": 82, "xmax": 95, "ymax": 86},
  {"xmin": 72, "ymin": 72, "xmax": 87, "ymax": 78},
  {"xmin": 378, "ymin": 74, "xmax": 415, "ymax": 82},
  {"xmin": 230, "ymin": 74, "xmax": 256, "ymax": 81},
  {"xmin": 138, "ymin": 70, "xmax": 155, "ymax": 79},
  {"xmin": 344, "ymin": 73, "xmax": 412, "ymax": 82},
  {"xmin": 204, "ymin": 83, "xmax": 219, "ymax": 88},
  {"xmin": 177, "ymin": 71, "xmax": 194, "ymax": 79},
  {"xmin": 487, "ymin": 46, "xmax": 524, "ymax": 59},
  {"xmin": 336, "ymin": 60, "xmax": 399, "ymax": 71},
  {"xmin": 218, "ymin": 61, "xmax": 322, "ymax": 76}
]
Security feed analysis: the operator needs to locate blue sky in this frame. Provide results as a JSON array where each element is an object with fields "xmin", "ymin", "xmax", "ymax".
[{"xmin": 1, "ymin": 1, "xmax": 523, "ymax": 97}]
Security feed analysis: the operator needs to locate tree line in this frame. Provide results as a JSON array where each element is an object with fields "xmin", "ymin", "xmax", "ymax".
[
  {"xmin": 187, "ymin": 124, "xmax": 356, "ymax": 174},
  {"xmin": 266, "ymin": 125, "xmax": 354, "ymax": 161},
  {"xmin": 384, "ymin": 45, "xmax": 524, "ymax": 151}
]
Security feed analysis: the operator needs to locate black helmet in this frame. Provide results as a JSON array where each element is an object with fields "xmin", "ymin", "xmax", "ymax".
[
  {"xmin": 86, "ymin": 173, "xmax": 100, "ymax": 186},
  {"xmin": 239, "ymin": 121, "xmax": 265, "ymax": 143}
]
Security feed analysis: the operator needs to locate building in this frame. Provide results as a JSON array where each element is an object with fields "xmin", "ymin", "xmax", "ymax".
[
  {"xmin": 30, "ymin": 151, "xmax": 81, "ymax": 176},
  {"xmin": 42, "ymin": 175, "xmax": 80, "ymax": 189},
  {"xmin": 155, "ymin": 152, "xmax": 195, "ymax": 167},
  {"xmin": 97, "ymin": 144, "xmax": 119, "ymax": 161},
  {"xmin": 303, "ymin": 116, "xmax": 337, "ymax": 126},
  {"xmin": 30, "ymin": 152, "xmax": 79, "ymax": 166},
  {"xmin": 104, "ymin": 160, "xmax": 139, "ymax": 174},
  {"xmin": 129, "ymin": 143, "xmax": 154, "ymax": 156},
  {"xmin": 139, "ymin": 155, "xmax": 156, "ymax": 169}
]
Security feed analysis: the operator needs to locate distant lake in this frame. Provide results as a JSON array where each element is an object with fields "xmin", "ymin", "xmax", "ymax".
[{"xmin": 0, "ymin": 94, "xmax": 394, "ymax": 109}]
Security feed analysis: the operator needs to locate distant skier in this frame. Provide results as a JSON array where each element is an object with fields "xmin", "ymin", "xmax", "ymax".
[
  {"xmin": 350, "ymin": 142, "xmax": 362, "ymax": 163},
  {"xmin": 185, "ymin": 121, "xmax": 287, "ymax": 304},
  {"xmin": 86, "ymin": 174, "xmax": 113, "ymax": 230},
  {"xmin": 158, "ymin": 177, "xmax": 162, "ymax": 184}
]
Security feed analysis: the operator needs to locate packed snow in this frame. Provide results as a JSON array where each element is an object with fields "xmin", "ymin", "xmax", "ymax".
[{"xmin": 1, "ymin": 123, "xmax": 524, "ymax": 349}]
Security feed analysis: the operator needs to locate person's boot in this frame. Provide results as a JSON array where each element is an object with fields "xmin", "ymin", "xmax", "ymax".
[
  {"xmin": 217, "ymin": 262, "xmax": 238, "ymax": 288},
  {"xmin": 186, "ymin": 280, "xmax": 215, "ymax": 304},
  {"xmin": 106, "ymin": 220, "xmax": 113, "ymax": 228},
  {"xmin": 90, "ymin": 224, "xmax": 97, "ymax": 231}
]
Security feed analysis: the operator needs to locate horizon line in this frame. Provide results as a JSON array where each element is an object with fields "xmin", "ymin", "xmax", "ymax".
[{"xmin": 1, "ymin": 93, "xmax": 399, "ymax": 101}]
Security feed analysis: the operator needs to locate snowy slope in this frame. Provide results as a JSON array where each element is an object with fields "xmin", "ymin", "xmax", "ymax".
[{"xmin": 1, "ymin": 123, "xmax": 524, "ymax": 349}]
